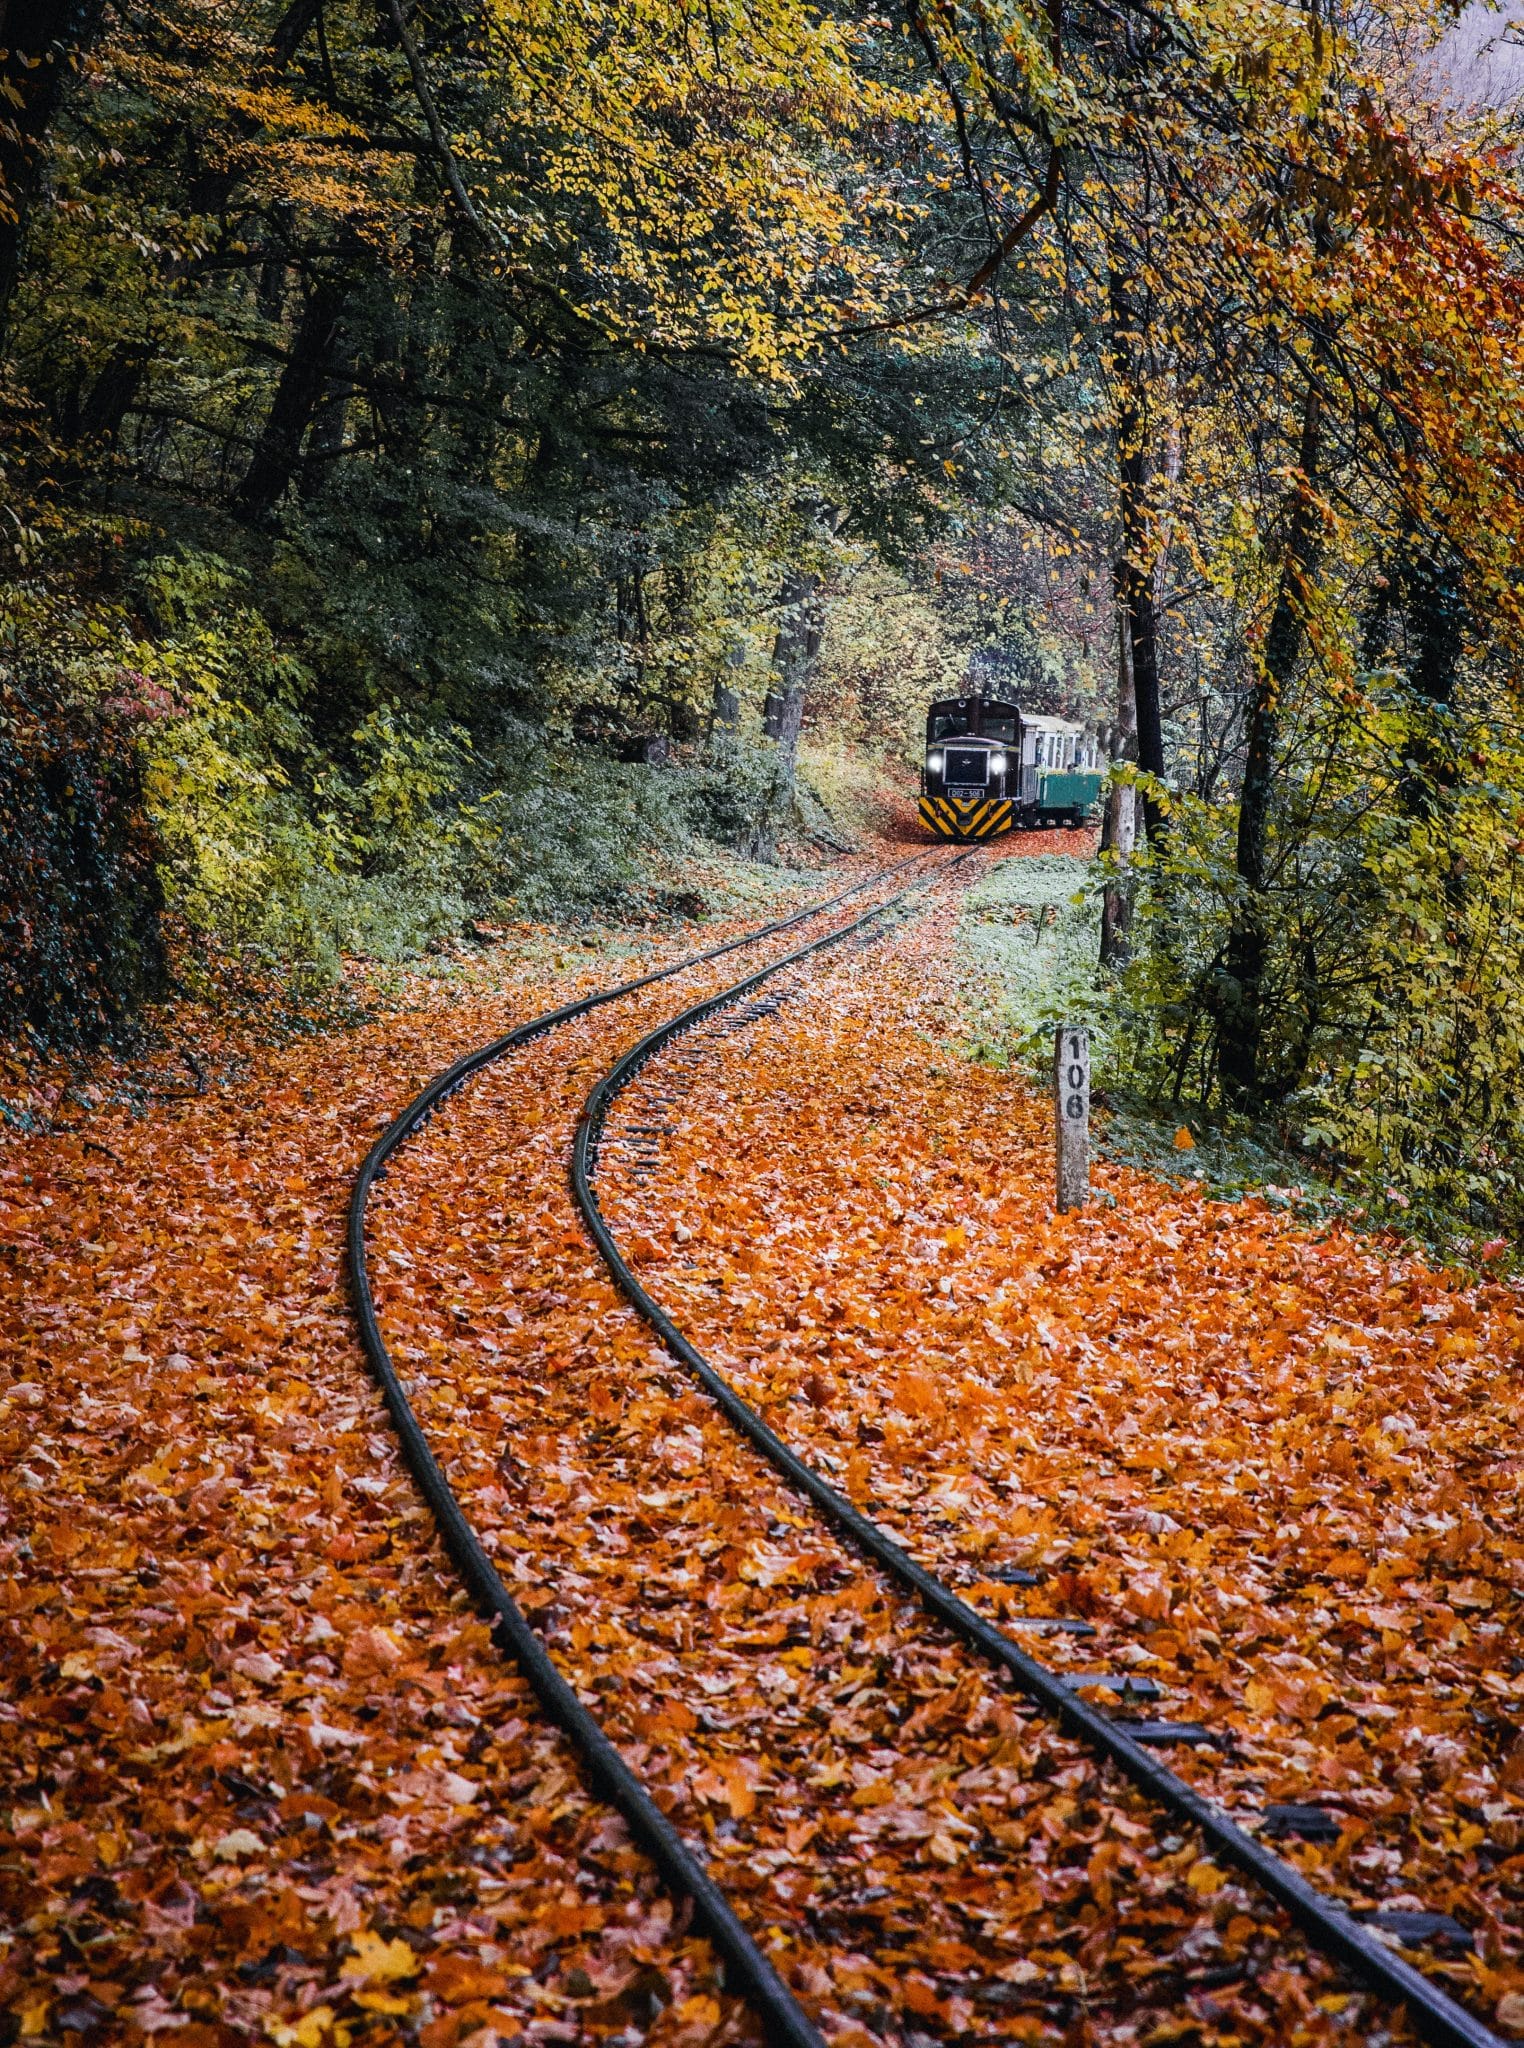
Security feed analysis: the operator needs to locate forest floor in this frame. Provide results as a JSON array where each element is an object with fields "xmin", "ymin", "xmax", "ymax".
[{"xmin": 3, "ymin": 830, "xmax": 1523, "ymax": 2048}]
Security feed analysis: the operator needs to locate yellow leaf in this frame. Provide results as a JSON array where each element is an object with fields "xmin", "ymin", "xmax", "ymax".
[
  {"xmin": 342, "ymin": 1931, "xmax": 420, "ymax": 1987},
  {"xmin": 1186, "ymin": 1859, "xmax": 1224, "ymax": 1895},
  {"xmin": 352, "ymin": 1991, "xmax": 418, "ymax": 2016},
  {"xmin": 265, "ymin": 2007, "xmax": 340, "ymax": 2048},
  {"xmin": 1173, "ymin": 1126, "xmax": 1195, "ymax": 1151},
  {"xmin": 850, "ymin": 1778, "xmax": 895, "ymax": 1808}
]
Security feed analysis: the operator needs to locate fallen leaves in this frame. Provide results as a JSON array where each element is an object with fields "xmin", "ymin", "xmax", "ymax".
[
  {"xmin": 365, "ymin": 846, "xmax": 1389, "ymax": 2042},
  {"xmin": 1, "ymin": 904, "xmax": 838, "ymax": 2046},
  {"xmin": 340, "ymin": 1928, "xmax": 419, "ymax": 1986},
  {"xmin": 597, "ymin": 853, "xmax": 1524, "ymax": 2034},
  {"xmin": 8, "ymin": 834, "xmax": 1520, "ymax": 2046}
]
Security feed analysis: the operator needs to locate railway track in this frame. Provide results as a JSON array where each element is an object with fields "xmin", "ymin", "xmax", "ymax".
[
  {"xmin": 351, "ymin": 849, "xmax": 1506, "ymax": 2048},
  {"xmin": 350, "ymin": 853, "xmax": 967, "ymax": 2048},
  {"xmin": 569, "ymin": 881, "xmax": 1507, "ymax": 2048}
]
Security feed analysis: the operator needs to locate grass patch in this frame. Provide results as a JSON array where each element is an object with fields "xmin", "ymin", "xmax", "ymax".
[
  {"xmin": 954, "ymin": 852, "xmax": 1101, "ymax": 1068},
  {"xmin": 951, "ymin": 851, "xmax": 1363, "ymax": 1225}
]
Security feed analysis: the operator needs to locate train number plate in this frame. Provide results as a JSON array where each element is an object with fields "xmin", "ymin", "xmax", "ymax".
[{"xmin": 948, "ymin": 786, "xmax": 985, "ymax": 802}]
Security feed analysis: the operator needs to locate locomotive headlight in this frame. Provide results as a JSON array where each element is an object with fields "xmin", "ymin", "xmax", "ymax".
[
  {"xmin": 989, "ymin": 752, "xmax": 1007, "ymax": 774},
  {"xmin": 927, "ymin": 750, "xmax": 944, "ymax": 773}
]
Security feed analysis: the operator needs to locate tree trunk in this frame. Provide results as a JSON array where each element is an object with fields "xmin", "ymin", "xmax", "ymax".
[
  {"xmin": 298, "ymin": 355, "xmax": 357, "ymax": 499},
  {"xmin": 232, "ymin": 273, "xmax": 349, "ymax": 522},
  {"xmin": 771, "ymin": 566, "xmax": 820, "ymax": 775},
  {"xmin": 52, "ymin": 337, "xmax": 153, "ymax": 450},
  {"xmin": 710, "ymin": 657, "xmax": 742, "ymax": 737},
  {"xmin": 1217, "ymin": 384, "xmax": 1323, "ymax": 1107},
  {"xmin": 1110, "ymin": 265, "xmax": 1167, "ymax": 841},
  {"xmin": 1397, "ymin": 543, "xmax": 1466, "ymax": 817},
  {"xmin": 0, "ymin": 0, "xmax": 104, "ymax": 344},
  {"xmin": 749, "ymin": 565, "xmax": 823, "ymax": 858},
  {"xmin": 1100, "ymin": 574, "xmax": 1139, "ymax": 967}
]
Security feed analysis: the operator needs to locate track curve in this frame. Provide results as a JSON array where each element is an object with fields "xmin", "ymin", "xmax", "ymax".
[
  {"xmin": 569, "ymin": 886, "xmax": 1505, "ymax": 2048},
  {"xmin": 347, "ymin": 856, "xmax": 951, "ymax": 2048}
]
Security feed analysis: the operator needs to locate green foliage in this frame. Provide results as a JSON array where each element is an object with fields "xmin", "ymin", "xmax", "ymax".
[
  {"xmin": 0, "ymin": 600, "xmax": 167, "ymax": 1054},
  {"xmin": 1112, "ymin": 683, "xmax": 1524, "ymax": 1242},
  {"xmin": 133, "ymin": 554, "xmax": 329, "ymax": 960}
]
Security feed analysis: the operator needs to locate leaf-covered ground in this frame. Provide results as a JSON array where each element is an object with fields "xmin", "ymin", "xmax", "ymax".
[
  {"xmin": 598, "ymin": 855, "xmax": 1524, "ymax": 2041},
  {"xmin": 0, "ymin": 868, "xmax": 846, "ymax": 2048},
  {"xmin": 4, "ymin": 837, "xmax": 1521, "ymax": 2048}
]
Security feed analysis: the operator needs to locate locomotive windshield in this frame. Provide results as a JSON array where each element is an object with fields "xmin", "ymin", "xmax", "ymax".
[{"xmin": 925, "ymin": 697, "xmax": 1020, "ymax": 743}]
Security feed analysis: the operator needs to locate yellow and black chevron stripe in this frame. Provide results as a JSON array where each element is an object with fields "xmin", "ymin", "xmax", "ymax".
[{"xmin": 919, "ymin": 795, "xmax": 1014, "ymax": 841}]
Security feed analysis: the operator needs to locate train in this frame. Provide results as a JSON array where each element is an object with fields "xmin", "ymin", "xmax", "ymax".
[{"xmin": 918, "ymin": 693, "xmax": 1105, "ymax": 841}]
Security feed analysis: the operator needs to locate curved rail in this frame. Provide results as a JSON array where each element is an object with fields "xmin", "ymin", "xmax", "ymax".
[
  {"xmin": 348, "ymin": 859, "xmax": 943, "ymax": 2048},
  {"xmin": 570, "ymin": 899, "xmax": 1504, "ymax": 2048}
]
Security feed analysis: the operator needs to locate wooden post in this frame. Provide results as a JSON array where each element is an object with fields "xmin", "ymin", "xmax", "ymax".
[{"xmin": 1054, "ymin": 1025, "xmax": 1090, "ymax": 1212}]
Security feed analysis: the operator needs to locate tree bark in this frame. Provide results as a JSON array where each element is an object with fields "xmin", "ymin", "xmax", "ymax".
[
  {"xmin": 1110, "ymin": 265, "xmax": 1167, "ymax": 841},
  {"xmin": 0, "ymin": 0, "xmax": 104, "ymax": 344},
  {"xmin": 749, "ymin": 565, "xmax": 824, "ymax": 858},
  {"xmin": 298, "ymin": 355, "xmax": 357, "ymax": 499},
  {"xmin": 1216, "ymin": 383, "xmax": 1323, "ymax": 1107},
  {"xmin": 1100, "ymin": 573, "xmax": 1139, "ymax": 967},
  {"xmin": 710, "ymin": 648, "xmax": 743, "ymax": 737},
  {"xmin": 772, "ymin": 565, "xmax": 823, "ymax": 759},
  {"xmin": 232, "ymin": 273, "xmax": 349, "ymax": 521},
  {"xmin": 53, "ymin": 337, "xmax": 153, "ymax": 449},
  {"xmin": 1396, "ymin": 542, "xmax": 1467, "ymax": 817}
]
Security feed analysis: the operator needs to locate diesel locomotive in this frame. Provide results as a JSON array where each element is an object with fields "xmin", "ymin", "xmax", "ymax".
[{"xmin": 918, "ymin": 694, "xmax": 1104, "ymax": 841}]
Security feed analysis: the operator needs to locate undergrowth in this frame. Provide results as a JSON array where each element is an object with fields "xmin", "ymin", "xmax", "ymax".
[{"xmin": 947, "ymin": 847, "xmax": 1510, "ymax": 1270}]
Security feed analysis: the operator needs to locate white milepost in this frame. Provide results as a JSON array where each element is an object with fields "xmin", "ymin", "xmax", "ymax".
[{"xmin": 1054, "ymin": 1025, "xmax": 1090, "ymax": 1213}]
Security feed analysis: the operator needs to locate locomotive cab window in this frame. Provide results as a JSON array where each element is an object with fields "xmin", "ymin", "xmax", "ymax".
[{"xmin": 927, "ymin": 701, "xmax": 972, "ymax": 742}]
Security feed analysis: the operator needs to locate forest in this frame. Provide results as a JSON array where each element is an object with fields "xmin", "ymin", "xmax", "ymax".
[
  {"xmin": 9, "ymin": 7, "xmax": 1524, "ymax": 2047},
  {"xmin": 4, "ymin": 0, "xmax": 1523, "ymax": 1237}
]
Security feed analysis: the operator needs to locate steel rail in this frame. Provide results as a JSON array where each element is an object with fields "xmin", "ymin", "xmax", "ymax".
[
  {"xmin": 348, "ymin": 856, "xmax": 945, "ymax": 2048},
  {"xmin": 571, "ymin": 899, "xmax": 1505, "ymax": 2048}
]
